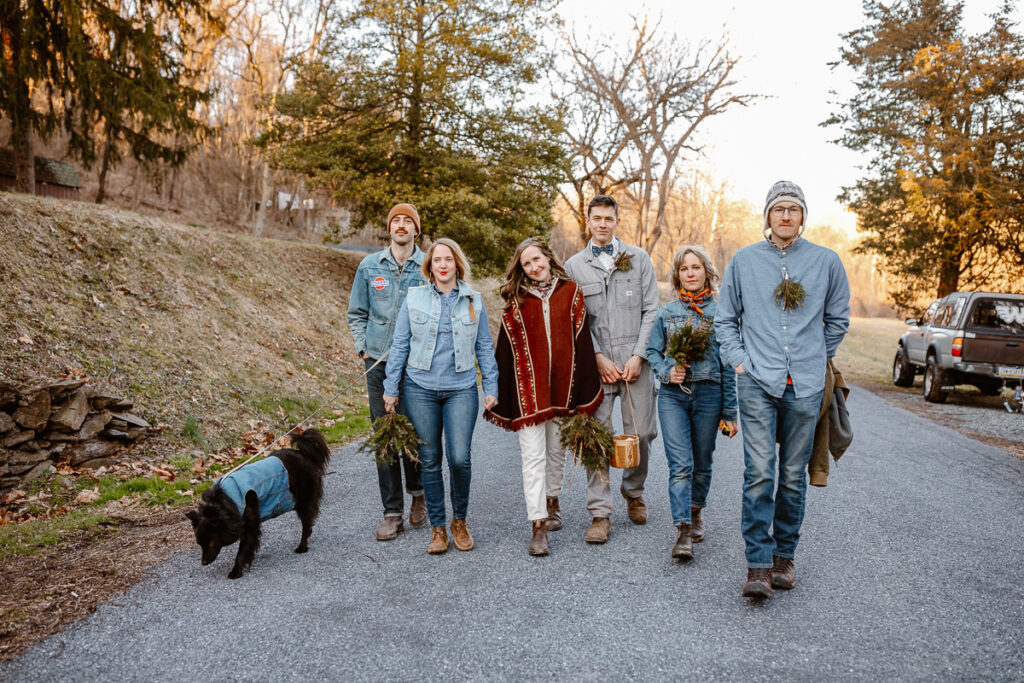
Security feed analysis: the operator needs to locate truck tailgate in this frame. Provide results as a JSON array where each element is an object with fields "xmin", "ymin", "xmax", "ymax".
[{"xmin": 962, "ymin": 335, "xmax": 1024, "ymax": 366}]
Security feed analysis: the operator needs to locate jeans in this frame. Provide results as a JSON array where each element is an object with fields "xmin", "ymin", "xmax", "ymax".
[
  {"xmin": 657, "ymin": 381, "xmax": 723, "ymax": 526},
  {"xmin": 737, "ymin": 372, "xmax": 823, "ymax": 568},
  {"xmin": 365, "ymin": 357, "xmax": 422, "ymax": 517},
  {"xmin": 401, "ymin": 378, "xmax": 479, "ymax": 528}
]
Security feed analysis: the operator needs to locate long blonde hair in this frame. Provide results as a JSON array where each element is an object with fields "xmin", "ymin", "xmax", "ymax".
[
  {"xmin": 499, "ymin": 238, "xmax": 570, "ymax": 309},
  {"xmin": 670, "ymin": 245, "xmax": 721, "ymax": 295}
]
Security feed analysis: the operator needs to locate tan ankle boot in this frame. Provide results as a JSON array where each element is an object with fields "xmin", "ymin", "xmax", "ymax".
[
  {"xmin": 427, "ymin": 526, "xmax": 449, "ymax": 554},
  {"xmin": 450, "ymin": 519, "xmax": 474, "ymax": 551},
  {"xmin": 528, "ymin": 520, "xmax": 549, "ymax": 556},
  {"xmin": 545, "ymin": 496, "xmax": 562, "ymax": 531}
]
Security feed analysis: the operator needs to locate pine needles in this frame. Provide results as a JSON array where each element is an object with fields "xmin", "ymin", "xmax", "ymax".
[
  {"xmin": 359, "ymin": 413, "xmax": 424, "ymax": 467},
  {"xmin": 559, "ymin": 413, "xmax": 613, "ymax": 471},
  {"xmin": 773, "ymin": 272, "xmax": 806, "ymax": 310},
  {"xmin": 665, "ymin": 322, "xmax": 714, "ymax": 368},
  {"xmin": 613, "ymin": 251, "xmax": 634, "ymax": 272}
]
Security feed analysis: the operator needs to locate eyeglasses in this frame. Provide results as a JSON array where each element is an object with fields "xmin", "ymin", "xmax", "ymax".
[{"xmin": 770, "ymin": 206, "xmax": 803, "ymax": 217}]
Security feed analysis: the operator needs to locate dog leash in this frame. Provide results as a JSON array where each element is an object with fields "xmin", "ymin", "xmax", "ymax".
[{"xmin": 215, "ymin": 351, "xmax": 389, "ymax": 480}]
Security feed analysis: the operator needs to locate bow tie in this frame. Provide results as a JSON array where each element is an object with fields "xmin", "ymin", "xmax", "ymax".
[{"xmin": 592, "ymin": 244, "xmax": 614, "ymax": 257}]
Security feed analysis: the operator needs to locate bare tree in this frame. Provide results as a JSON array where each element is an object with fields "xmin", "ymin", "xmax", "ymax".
[{"xmin": 560, "ymin": 15, "xmax": 758, "ymax": 253}]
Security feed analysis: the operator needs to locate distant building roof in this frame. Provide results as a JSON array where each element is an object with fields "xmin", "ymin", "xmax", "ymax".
[{"xmin": 0, "ymin": 149, "xmax": 83, "ymax": 188}]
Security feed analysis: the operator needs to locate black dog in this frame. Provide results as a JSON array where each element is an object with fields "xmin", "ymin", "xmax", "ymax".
[{"xmin": 185, "ymin": 428, "xmax": 331, "ymax": 579}]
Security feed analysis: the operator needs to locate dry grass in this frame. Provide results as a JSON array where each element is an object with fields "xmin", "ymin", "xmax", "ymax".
[{"xmin": 834, "ymin": 316, "xmax": 908, "ymax": 384}]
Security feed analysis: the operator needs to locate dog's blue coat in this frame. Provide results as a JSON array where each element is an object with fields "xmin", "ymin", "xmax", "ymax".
[{"xmin": 217, "ymin": 456, "xmax": 295, "ymax": 521}]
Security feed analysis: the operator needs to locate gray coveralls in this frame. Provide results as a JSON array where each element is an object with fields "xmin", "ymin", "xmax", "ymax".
[{"xmin": 564, "ymin": 239, "xmax": 659, "ymax": 517}]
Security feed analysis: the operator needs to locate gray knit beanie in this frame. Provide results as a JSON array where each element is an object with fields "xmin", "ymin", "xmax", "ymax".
[{"xmin": 763, "ymin": 180, "xmax": 807, "ymax": 233}]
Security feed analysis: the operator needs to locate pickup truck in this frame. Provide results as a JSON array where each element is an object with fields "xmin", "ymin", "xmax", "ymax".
[{"xmin": 892, "ymin": 291, "xmax": 1024, "ymax": 403}]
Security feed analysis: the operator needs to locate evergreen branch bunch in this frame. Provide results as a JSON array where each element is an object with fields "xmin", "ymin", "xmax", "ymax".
[
  {"xmin": 559, "ymin": 413, "xmax": 613, "ymax": 472},
  {"xmin": 614, "ymin": 252, "xmax": 634, "ymax": 272},
  {"xmin": 773, "ymin": 272, "xmax": 806, "ymax": 311},
  {"xmin": 359, "ymin": 413, "xmax": 424, "ymax": 467},
  {"xmin": 665, "ymin": 321, "xmax": 714, "ymax": 368}
]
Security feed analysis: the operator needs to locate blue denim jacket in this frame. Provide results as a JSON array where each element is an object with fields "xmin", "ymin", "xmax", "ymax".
[
  {"xmin": 347, "ymin": 247, "xmax": 428, "ymax": 360},
  {"xmin": 383, "ymin": 281, "xmax": 499, "ymax": 397},
  {"xmin": 646, "ymin": 298, "xmax": 737, "ymax": 420},
  {"xmin": 217, "ymin": 456, "xmax": 295, "ymax": 522}
]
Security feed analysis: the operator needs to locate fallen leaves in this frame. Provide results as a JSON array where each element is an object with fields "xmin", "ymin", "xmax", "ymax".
[{"xmin": 74, "ymin": 488, "xmax": 101, "ymax": 505}]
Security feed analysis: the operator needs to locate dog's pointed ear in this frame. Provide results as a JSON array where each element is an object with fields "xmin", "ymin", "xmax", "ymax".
[{"xmin": 185, "ymin": 509, "xmax": 200, "ymax": 527}]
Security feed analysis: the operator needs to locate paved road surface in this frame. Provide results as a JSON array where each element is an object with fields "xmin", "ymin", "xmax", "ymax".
[{"xmin": 3, "ymin": 387, "xmax": 1023, "ymax": 681}]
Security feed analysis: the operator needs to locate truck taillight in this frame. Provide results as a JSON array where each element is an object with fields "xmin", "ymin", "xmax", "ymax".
[{"xmin": 952, "ymin": 337, "xmax": 963, "ymax": 357}]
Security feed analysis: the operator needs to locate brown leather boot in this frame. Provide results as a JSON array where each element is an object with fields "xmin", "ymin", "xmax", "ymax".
[
  {"xmin": 672, "ymin": 523, "xmax": 694, "ymax": 560},
  {"xmin": 584, "ymin": 517, "xmax": 611, "ymax": 544},
  {"xmin": 427, "ymin": 526, "xmax": 449, "ymax": 554},
  {"xmin": 690, "ymin": 507, "xmax": 704, "ymax": 543},
  {"xmin": 771, "ymin": 556, "xmax": 796, "ymax": 589},
  {"xmin": 450, "ymin": 519, "xmax": 474, "ymax": 551},
  {"xmin": 409, "ymin": 495, "xmax": 427, "ymax": 528},
  {"xmin": 528, "ymin": 520, "xmax": 549, "ymax": 556},
  {"xmin": 622, "ymin": 489, "xmax": 647, "ymax": 525},
  {"xmin": 545, "ymin": 496, "xmax": 562, "ymax": 531},
  {"xmin": 742, "ymin": 568, "xmax": 773, "ymax": 599},
  {"xmin": 375, "ymin": 516, "xmax": 404, "ymax": 541}
]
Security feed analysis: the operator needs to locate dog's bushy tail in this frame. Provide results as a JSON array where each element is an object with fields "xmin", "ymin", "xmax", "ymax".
[{"xmin": 292, "ymin": 428, "xmax": 331, "ymax": 474}]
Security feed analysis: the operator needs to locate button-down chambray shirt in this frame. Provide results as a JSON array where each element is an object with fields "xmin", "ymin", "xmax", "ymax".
[{"xmin": 714, "ymin": 238, "xmax": 850, "ymax": 398}]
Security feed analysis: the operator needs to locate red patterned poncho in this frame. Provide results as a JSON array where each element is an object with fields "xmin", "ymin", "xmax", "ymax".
[{"xmin": 485, "ymin": 279, "xmax": 604, "ymax": 432}]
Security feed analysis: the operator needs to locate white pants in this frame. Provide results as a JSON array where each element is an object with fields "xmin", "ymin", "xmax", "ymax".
[{"xmin": 518, "ymin": 420, "xmax": 568, "ymax": 521}]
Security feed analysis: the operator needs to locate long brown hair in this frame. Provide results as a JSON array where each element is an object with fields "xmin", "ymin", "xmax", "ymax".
[{"xmin": 499, "ymin": 238, "xmax": 570, "ymax": 309}]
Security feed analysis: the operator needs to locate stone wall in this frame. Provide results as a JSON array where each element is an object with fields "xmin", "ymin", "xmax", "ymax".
[{"xmin": 0, "ymin": 377, "xmax": 149, "ymax": 491}]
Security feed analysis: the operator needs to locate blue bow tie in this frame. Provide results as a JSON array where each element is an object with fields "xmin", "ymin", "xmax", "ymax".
[{"xmin": 592, "ymin": 244, "xmax": 614, "ymax": 257}]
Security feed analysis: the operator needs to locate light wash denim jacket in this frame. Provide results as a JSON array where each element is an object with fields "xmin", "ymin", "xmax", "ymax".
[
  {"xmin": 646, "ymin": 298, "xmax": 738, "ymax": 421},
  {"xmin": 383, "ymin": 281, "xmax": 499, "ymax": 397},
  {"xmin": 346, "ymin": 246, "xmax": 427, "ymax": 360}
]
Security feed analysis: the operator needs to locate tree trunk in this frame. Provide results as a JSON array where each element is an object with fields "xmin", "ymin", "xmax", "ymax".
[
  {"xmin": 95, "ymin": 126, "xmax": 114, "ymax": 203},
  {"xmin": 254, "ymin": 159, "xmax": 272, "ymax": 237},
  {"xmin": 936, "ymin": 251, "xmax": 961, "ymax": 298}
]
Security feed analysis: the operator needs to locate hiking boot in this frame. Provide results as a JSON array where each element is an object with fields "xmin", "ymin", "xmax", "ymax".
[
  {"xmin": 427, "ymin": 526, "xmax": 449, "ymax": 554},
  {"xmin": 690, "ymin": 507, "xmax": 705, "ymax": 543},
  {"xmin": 409, "ymin": 495, "xmax": 427, "ymax": 528},
  {"xmin": 672, "ymin": 523, "xmax": 694, "ymax": 561},
  {"xmin": 450, "ymin": 519, "xmax": 474, "ymax": 551},
  {"xmin": 585, "ymin": 517, "xmax": 611, "ymax": 544},
  {"xmin": 375, "ymin": 516, "xmax": 404, "ymax": 541},
  {"xmin": 771, "ymin": 556, "xmax": 796, "ymax": 590},
  {"xmin": 528, "ymin": 520, "xmax": 549, "ymax": 556},
  {"xmin": 622, "ymin": 489, "xmax": 647, "ymax": 525},
  {"xmin": 545, "ymin": 496, "xmax": 562, "ymax": 531},
  {"xmin": 742, "ymin": 568, "xmax": 773, "ymax": 599}
]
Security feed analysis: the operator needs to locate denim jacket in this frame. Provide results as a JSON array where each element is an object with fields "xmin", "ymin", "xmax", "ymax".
[
  {"xmin": 347, "ymin": 246, "xmax": 427, "ymax": 360},
  {"xmin": 646, "ymin": 298, "xmax": 738, "ymax": 420},
  {"xmin": 383, "ymin": 281, "xmax": 499, "ymax": 397}
]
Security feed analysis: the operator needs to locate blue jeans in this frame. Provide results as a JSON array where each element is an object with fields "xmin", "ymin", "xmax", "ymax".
[
  {"xmin": 401, "ymin": 378, "xmax": 479, "ymax": 528},
  {"xmin": 737, "ymin": 372, "xmax": 823, "ymax": 568},
  {"xmin": 366, "ymin": 358, "xmax": 422, "ymax": 517},
  {"xmin": 657, "ymin": 381, "xmax": 723, "ymax": 526}
]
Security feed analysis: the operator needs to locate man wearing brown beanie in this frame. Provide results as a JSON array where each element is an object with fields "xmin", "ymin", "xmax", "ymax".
[{"xmin": 347, "ymin": 203, "xmax": 429, "ymax": 540}]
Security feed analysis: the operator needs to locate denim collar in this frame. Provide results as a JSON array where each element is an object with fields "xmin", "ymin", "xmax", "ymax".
[{"xmin": 378, "ymin": 244, "xmax": 424, "ymax": 267}]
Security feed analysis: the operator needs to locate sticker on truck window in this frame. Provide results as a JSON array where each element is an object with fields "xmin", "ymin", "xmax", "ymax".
[
  {"xmin": 968, "ymin": 299, "xmax": 1024, "ymax": 334},
  {"xmin": 995, "ymin": 302, "xmax": 1024, "ymax": 325}
]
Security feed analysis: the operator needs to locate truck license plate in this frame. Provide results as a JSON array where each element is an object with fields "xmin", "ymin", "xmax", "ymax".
[{"xmin": 998, "ymin": 366, "xmax": 1023, "ymax": 378}]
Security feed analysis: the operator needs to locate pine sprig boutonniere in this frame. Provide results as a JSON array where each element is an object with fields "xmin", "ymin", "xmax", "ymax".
[
  {"xmin": 773, "ymin": 271, "xmax": 806, "ymax": 311},
  {"xmin": 559, "ymin": 413, "xmax": 613, "ymax": 472},
  {"xmin": 613, "ymin": 251, "xmax": 633, "ymax": 272},
  {"xmin": 359, "ymin": 413, "xmax": 424, "ymax": 467}
]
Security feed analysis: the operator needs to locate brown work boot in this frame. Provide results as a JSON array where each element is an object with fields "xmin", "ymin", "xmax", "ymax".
[
  {"xmin": 545, "ymin": 496, "xmax": 562, "ymax": 531},
  {"xmin": 450, "ymin": 518, "xmax": 474, "ymax": 551},
  {"xmin": 409, "ymin": 494, "xmax": 427, "ymax": 528},
  {"xmin": 742, "ymin": 568, "xmax": 773, "ymax": 599},
  {"xmin": 585, "ymin": 516, "xmax": 611, "ymax": 544},
  {"xmin": 771, "ymin": 556, "xmax": 796, "ymax": 590},
  {"xmin": 690, "ymin": 507, "xmax": 705, "ymax": 543},
  {"xmin": 672, "ymin": 523, "xmax": 694, "ymax": 561},
  {"xmin": 375, "ymin": 516, "xmax": 404, "ymax": 541},
  {"xmin": 528, "ymin": 520, "xmax": 549, "ymax": 556},
  {"xmin": 622, "ymin": 489, "xmax": 647, "ymax": 525},
  {"xmin": 427, "ymin": 526, "xmax": 449, "ymax": 554}
]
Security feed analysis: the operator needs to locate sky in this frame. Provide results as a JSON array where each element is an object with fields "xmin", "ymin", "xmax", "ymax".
[{"xmin": 558, "ymin": 0, "xmax": 1024, "ymax": 234}]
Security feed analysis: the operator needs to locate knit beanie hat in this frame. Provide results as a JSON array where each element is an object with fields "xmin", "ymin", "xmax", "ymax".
[
  {"xmin": 763, "ymin": 180, "xmax": 807, "ymax": 232},
  {"xmin": 386, "ymin": 203, "xmax": 421, "ymax": 235}
]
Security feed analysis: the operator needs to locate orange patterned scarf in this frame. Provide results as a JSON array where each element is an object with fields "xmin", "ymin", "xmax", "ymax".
[{"xmin": 679, "ymin": 287, "xmax": 712, "ymax": 316}]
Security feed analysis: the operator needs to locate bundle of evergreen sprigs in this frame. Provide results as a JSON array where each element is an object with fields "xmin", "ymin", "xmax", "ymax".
[
  {"xmin": 359, "ymin": 413, "xmax": 424, "ymax": 467},
  {"xmin": 665, "ymin": 321, "xmax": 714, "ymax": 368},
  {"xmin": 773, "ymin": 272, "xmax": 806, "ymax": 311},
  {"xmin": 559, "ymin": 413, "xmax": 613, "ymax": 471}
]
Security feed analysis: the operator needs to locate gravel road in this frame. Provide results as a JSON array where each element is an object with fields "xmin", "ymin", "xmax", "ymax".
[{"xmin": 3, "ymin": 386, "xmax": 1023, "ymax": 681}]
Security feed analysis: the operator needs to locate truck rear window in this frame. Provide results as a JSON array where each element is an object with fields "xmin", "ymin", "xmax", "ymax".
[{"xmin": 967, "ymin": 298, "xmax": 1024, "ymax": 334}]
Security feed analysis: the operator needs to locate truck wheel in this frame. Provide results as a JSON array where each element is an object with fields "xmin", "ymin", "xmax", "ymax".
[
  {"xmin": 923, "ymin": 355, "xmax": 948, "ymax": 403},
  {"xmin": 892, "ymin": 346, "xmax": 915, "ymax": 387}
]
